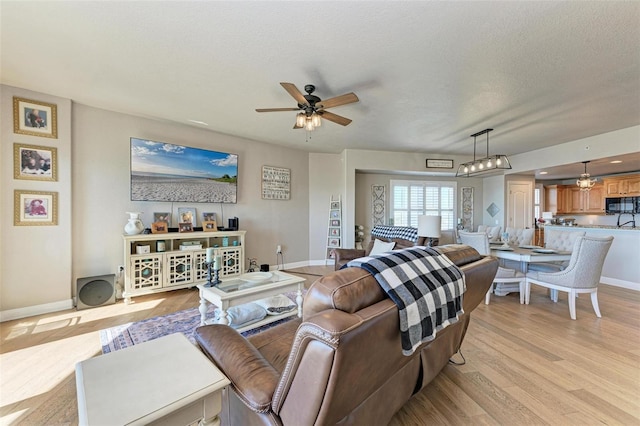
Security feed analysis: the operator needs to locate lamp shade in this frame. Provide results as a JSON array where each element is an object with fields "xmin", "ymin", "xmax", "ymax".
[{"xmin": 418, "ymin": 215, "xmax": 441, "ymax": 238}]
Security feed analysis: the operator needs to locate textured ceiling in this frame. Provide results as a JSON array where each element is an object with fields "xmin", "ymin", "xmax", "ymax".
[{"xmin": 2, "ymin": 1, "xmax": 639, "ymax": 174}]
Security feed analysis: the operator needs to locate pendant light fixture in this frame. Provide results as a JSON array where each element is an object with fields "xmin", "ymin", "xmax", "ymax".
[
  {"xmin": 455, "ymin": 129, "xmax": 512, "ymax": 177},
  {"xmin": 576, "ymin": 161, "xmax": 597, "ymax": 191}
]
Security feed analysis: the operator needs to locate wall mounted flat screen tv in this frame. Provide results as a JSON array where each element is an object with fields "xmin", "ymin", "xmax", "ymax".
[{"xmin": 130, "ymin": 138, "xmax": 238, "ymax": 203}]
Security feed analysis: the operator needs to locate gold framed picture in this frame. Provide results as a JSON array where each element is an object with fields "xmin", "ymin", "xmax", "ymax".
[
  {"xmin": 203, "ymin": 220, "xmax": 218, "ymax": 232},
  {"xmin": 151, "ymin": 221, "xmax": 168, "ymax": 234},
  {"xmin": 13, "ymin": 143, "xmax": 58, "ymax": 181},
  {"xmin": 13, "ymin": 97, "xmax": 58, "ymax": 139},
  {"xmin": 14, "ymin": 190, "xmax": 58, "ymax": 226}
]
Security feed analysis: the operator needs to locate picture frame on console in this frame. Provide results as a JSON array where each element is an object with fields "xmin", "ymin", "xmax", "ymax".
[
  {"xmin": 178, "ymin": 207, "xmax": 196, "ymax": 227},
  {"xmin": 153, "ymin": 212, "xmax": 171, "ymax": 227},
  {"xmin": 151, "ymin": 222, "xmax": 168, "ymax": 234},
  {"xmin": 14, "ymin": 190, "xmax": 58, "ymax": 226},
  {"xmin": 179, "ymin": 222, "xmax": 194, "ymax": 233},
  {"xmin": 13, "ymin": 143, "xmax": 57, "ymax": 181},
  {"xmin": 202, "ymin": 212, "xmax": 216, "ymax": 222},
  {"xmin": 13, "ymin": 97, "xmax": 58, "ymax": 139},
  {"xmin": 203, "ymin": 220, "xmax": 218, "ymax": 232}
]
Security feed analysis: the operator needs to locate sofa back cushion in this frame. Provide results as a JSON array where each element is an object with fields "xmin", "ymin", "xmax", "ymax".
[{"xmin": 303, "ymin": 268, "xmax": 386, "ymax": 320}]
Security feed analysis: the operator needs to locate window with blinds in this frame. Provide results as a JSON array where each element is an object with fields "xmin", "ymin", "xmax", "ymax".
[{"xmin": 391, "ymin": 180, "xmax": 457, "ymax": 230}]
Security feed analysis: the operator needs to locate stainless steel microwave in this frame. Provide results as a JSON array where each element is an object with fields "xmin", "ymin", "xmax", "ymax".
[{"xmin": 605, "ymin": 197, "xmax": 640, "ymax": 214}]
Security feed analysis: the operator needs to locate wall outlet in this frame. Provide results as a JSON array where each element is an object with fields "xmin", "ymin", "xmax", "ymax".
[
  {"xmin": 118, "ymin": 265, "xmax": 125, "ymax": 273},
  {"xmin": 276, "ymin": 245, "xmax": 282, "ymax": 254}
]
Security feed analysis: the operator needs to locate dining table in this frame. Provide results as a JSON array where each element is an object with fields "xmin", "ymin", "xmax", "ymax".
[{"xmin": 489, "ymin": 243, "xmax": 572, "ymax": 273}]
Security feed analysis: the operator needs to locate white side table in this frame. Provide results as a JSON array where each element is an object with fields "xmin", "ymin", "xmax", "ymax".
[{"xmin": 76, "ymin": 333, "xmax": 229, "ymax": 426}]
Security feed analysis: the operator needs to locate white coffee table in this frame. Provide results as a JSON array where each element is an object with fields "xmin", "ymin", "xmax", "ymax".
[
  {"xmin": 197, "ymin": 270, "xmax": 305, "ymax": 332},
  {"xmin": 76, "ymin": 333, "xmax": 230, "ymax": 426}
]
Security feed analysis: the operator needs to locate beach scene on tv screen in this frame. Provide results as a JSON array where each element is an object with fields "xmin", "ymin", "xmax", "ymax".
[{"xmin": 131, "ymin": 138, "xmax": 237, "ymax": 203}]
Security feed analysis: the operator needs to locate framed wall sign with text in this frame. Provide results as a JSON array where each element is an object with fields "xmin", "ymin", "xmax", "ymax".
[{"xmin": 426, "ymin": 159, "xmax": 454, "ymax": 169}]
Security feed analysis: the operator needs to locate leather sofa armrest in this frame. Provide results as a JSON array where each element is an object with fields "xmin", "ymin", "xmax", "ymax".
[
  {"xmin": 333, "ymin": 248, "xmax": 366, "ymax": 270},
  {"xmin": 194, "ymin": 325, "xmax": 280, "ymax": 413}
]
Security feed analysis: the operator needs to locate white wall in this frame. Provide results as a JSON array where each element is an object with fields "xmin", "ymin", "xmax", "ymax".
[
  {"xmin": 1, "ymin": 86, "xmax": 73, "ymax": 317},
  {"xmin": 308, "ymin": 153, "xmax": 343, "ymax": 263},
  {"xmin": 508, "ymin": 126, "xmax": 640, "ymax": 173},
  {"xmin": 342, "ymin": 149, "xmax": 472, "ymax": 247},
  {"xmin": 1, "ymin": 87, "xmax": 311, "ymax": 319},
  {"xmin": 482, "ymin": 175, "xmax": 505, "ymax": 229},
  {"xmin": 354, "ymin": 172, "xmax": 485, "ymax": 244},
  {"xmin": 72, "ymin": 104, "xmax": 310, "ymax": 287}
]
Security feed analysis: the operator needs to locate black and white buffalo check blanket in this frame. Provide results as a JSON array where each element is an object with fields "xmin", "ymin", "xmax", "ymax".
[{"xmin": 346, "ymin": 246, "xmax": 466, "ymax": 356}]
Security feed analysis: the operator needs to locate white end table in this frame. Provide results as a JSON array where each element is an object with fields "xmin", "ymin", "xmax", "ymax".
[{"xmin": 76, "ymin": 333, "xmax": 229, "ymax": 426}]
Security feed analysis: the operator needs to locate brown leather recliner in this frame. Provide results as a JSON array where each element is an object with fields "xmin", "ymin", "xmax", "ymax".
[{"xmin": 195, "ymin": 244, "xmax": 497, "ymax": 426}]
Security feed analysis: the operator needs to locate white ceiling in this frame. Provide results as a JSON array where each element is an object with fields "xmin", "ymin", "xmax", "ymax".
[{"xmin": 2, "ymin": 1, "xmax": 639, "ymax": 176}]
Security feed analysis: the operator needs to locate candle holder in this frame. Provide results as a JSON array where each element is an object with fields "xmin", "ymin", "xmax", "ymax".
[{"xmin": 204, "ymin": 261, "xmax": 222, "ymax": 287}]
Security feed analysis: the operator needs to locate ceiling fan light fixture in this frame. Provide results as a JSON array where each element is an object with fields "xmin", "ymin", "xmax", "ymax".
[
  {"xmin": 576, "ymin": 161, "xmax": 597, "ymax": 191},
  {"xmin": 455, "ymin": 129, "xmax": 512, "ymax": 177},
  {"xmin": 312, "ymin": 113, "xmax": 321, "ymax": 127},
  {"xmin": 296, "ymin": 113, "xmax": 306, "ymax": 128},
  {"xmin": 304, "ymin": 118, "xmax": 315, "ymax": 132}
]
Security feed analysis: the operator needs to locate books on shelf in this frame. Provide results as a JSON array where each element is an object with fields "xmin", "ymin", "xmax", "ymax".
[{"xmin": 179, "ymin": 242, "xmax": 203, "ymax": 250}]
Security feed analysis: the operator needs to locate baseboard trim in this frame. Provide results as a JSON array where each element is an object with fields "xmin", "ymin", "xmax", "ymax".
[
  {"xmin": 601, "ymin": 276, "xmax": 640, "ymax": 291},
  {"xmin": 3, "ymin": 270, "xmax": 631, "ymax": 322},
  {"xmin": 0, "ymin": 299, "xmax": 74, "ymax": 323}
]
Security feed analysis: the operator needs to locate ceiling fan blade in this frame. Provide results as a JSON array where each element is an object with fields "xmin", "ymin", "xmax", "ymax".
[
  {"xmin": 256, "ymin": 108, "xmax": 300, "ymax": 112},
  {"xmin": 320, "ymin": 111, "xmax": 352, "ymax": 126},
  {"xmin": 280, "ymin": 82, "xmax": 309, "ymax": 106},
  {"xmin": 317, "ymin": 92, "xmax": 359, "ymax": 109}
]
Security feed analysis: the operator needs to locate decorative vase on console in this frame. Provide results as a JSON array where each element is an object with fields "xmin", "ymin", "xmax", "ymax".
[{"xmin": 124, "ymin": 212, "xmax": 145, "ymax": 235}]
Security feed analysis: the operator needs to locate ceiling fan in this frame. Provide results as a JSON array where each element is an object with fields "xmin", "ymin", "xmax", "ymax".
[{"xmin": 256, "ymin": 82, "xmax": 359, "ymax": 131}]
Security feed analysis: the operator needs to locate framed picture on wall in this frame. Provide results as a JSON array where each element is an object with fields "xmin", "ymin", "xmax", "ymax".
[
  {"xmin": 330, "ymin": 219, "xmax": 340, "ymax": 227},
  {"xmin": 329, "ymin": 228, "xmax": 340, "ymax": 237},
  {"xmin": 14, "ymin": 190, "xmax": 58, "ymax": 226},
  {"xmin": 13, "ymin": 97, "xmax": 58, "ymax": 139},
  {"xmin": 13, "ymin": 143, "xmax": 58, "ymax": 181},
  {"xmin": 328, "ymin": 238, "xmax": 341, "ymax": 248}
]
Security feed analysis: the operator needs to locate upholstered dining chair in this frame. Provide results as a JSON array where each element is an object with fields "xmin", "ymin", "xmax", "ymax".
[
  {"xmin": 459, "ymin": 231, "xmax": 526, "ymax": 304},
  {"xmin": 478, "ymin": 225, "xmax": 501, "ymax": 242},
  {"xmin": 524, "ymin": 235, "xmax": 613, "ymax": 320},
  {"xmin": 527, "ymin": 229, "xmax": 586, "ymax": 272},
  {"xmin": 505, "ymin": 227, "xmax": 535, "ymax": 246}
]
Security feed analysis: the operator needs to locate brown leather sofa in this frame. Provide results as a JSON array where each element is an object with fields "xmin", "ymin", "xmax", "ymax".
[{"xmin": 195, "ymin": 244, "xmax": 497, "ymax": 425}]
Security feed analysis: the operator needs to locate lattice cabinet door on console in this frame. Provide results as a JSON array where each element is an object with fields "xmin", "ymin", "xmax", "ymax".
[
  {"xmin": 220, "ymin": 247, "xmax": 242, "ymax": 276},
  {"xmin": 165, "ymin": 252, "xmax": 194, "ymax": 286},
  {"xmin": 123, "ymin": 230, "xmax": 246, "ymax": 303},
  {"xmin": 130, "ymin": 255, "xmax": 163, "ymax": 291}
]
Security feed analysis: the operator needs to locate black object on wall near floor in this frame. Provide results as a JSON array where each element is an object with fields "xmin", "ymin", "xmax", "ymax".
[
  {"xmin": 76, "ymin": 274, "xmax": 116, "ymax": 310},
  {"xmin": 260, "ymin": 264, "xmax": 270, "ymax": 272}
]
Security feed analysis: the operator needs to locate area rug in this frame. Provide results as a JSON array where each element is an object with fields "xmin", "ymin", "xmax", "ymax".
[{"xmin": 100, "ymin": 293, "xmax": 301, "ymax": 354}]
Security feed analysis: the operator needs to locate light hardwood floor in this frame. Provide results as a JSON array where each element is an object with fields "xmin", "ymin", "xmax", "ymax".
[{"xmin": 1, "ymin": 267, "xmax": 638, "ymax": 425}]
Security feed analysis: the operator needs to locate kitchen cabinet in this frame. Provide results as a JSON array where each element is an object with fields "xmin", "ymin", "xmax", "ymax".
[
  {"xmin": 566, "ymin": 184, "xmax": 605, "ymax": 214},
  {"xmin": 603, "ymin": 174, "xmax": 640, "ymax": 197},
  {"xmin": 556, "ymin": 185, "xmax": 571, "ymax": 214}
]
